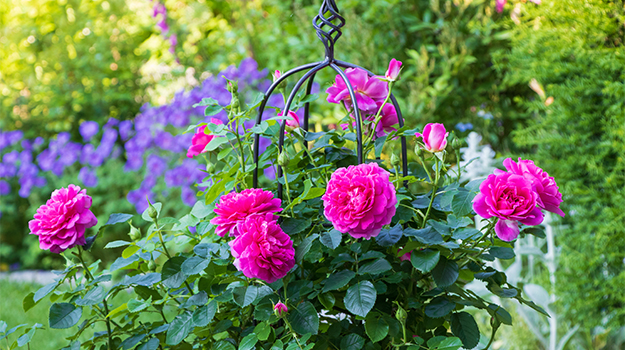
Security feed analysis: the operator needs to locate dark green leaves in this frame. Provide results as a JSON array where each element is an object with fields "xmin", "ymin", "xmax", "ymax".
[
  {"xmin": 358, "ymin": 258, "xmax": 392, "ymax": 275},
  {"xmin": 320, "ymin": 229, "xmax": 342, "ymax": 249},
  {"xmin": 287, "ymin": 302, "xmax": 319, "ymax": 335},
  {"xmin": 344, "ymin": 281, "xmax": 377, "ymax": 317},
  {"xmin": 411, "ymin": 250, "xmax": 440, "ymax": 273},
  {"xmin": 365, "ymin": 312, "xmax": 389, "ymax": 343},
  {"xmin": 425, "ymin": 297, "xmax": 456, "ymax": 318},
  {"xmin": 181, "ymin": 256, "xmax": 209, "ymax": 276},
  {"xmin": 105, "ymin": 213, "xmax": 133, "ymax": 226},
  {"xmin": 192, "ymin": 300, "xmax": 217, "ymax": 327},
  {"xmin": 432, "ymin": 257, "xmax": 459, "ymax": 287},
  {"xmin": 239, "ymin": 333, "xmax": 258, "ymax": 350},
  {"xmin": 450, "ymin": 312, "xmax": 480, "ymax": 349},
  {"xmin": 404, "ymin": 227, "xmax": 444, "ymax": 245},
  {"xmin": 322, "ymin": 270, "xmax": 355, "ymax": 292},
  {"xmin": 166, "ymin": 312, "xmax": 193, "ymax": 345},
  {"xmin": 295, "ymin": 234, "xmax": 319, "ymax": 263},
  {"xmin": 281, "ymin": 218, "xmax": 312, "ymax": 235},
  {"xmin": 161, "ymin": 257, "xmax": 186, "ymax": 289},
  {"xmin": 340, "ymin": 333, "xmax": 365, "ymax": 350},
  {"xmin": 376, "ymin": 225, "xmax": 402, "ymax": 247},
  {"xmin": 451, "ymin": 190, "xmax": 476, "ymax": 217},
  {"xmin": 49, "ymin": 303, "xmax": 82, "ymax": 329},
  {"xmin": 76, "ymin": 286, "xmax": 106, "ymax": 306}
]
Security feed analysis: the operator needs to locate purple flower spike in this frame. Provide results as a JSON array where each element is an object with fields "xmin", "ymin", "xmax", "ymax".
[{"xmin": 80, "ymin": 121, "xmax": 99, "ymax": 141}]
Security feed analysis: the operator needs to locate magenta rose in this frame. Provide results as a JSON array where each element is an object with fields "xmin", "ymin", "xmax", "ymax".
[
  {"xmin": 186, "ymin": 118, "xmax": 224, "ymax": 158},
  {"xmin": 385, "ymin": 58, "xmax": 402, "ymax": 82},
  {"xmin": 415, "ymin": 123, "xmax": 449, "ymax": 153},
  {"xmin": 28, "ymin": 184, "xmax": 98, "ymax": 253},
  {"xmin": 372, "ymin": 103, "xmax": 399, "ymax": 137},
  {"xmin": 502, "ymin": 158, "xmax": 565, "ymax": 217},
  {"xmin": 228, "ymin": 214, "xmax": 295, "ymax": 283},
  {"xmin": 322, "ymin": 162, "xmax": 397, "ymax": 240},
  {"xmin": 274, "ymin": 302, "xmax": 288, "ymax": 317},
  {"xmin": 277, "ymin": 110, "xmax": 300, "ymax": 133},
  {"xmin": 326, "ymin": 68, "xmax": 388, "ymax": 113},
  {"xmin": 473, "ymin": 172, "xmax": 544, "ymax": 241},
  {"xmin": 211, "ymin": 188, "xmax": 282, "ymax": 237}
]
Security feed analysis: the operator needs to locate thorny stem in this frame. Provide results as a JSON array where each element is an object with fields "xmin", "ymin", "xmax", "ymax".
[{"xmin": 420, "ymin": 158, "xmax": 440, "ymax": 229}]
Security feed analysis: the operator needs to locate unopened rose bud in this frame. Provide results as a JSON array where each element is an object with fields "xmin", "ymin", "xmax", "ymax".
[
  {"xmin": 278, "ymin": 152, "xmax": 289, "ymax": 167},
  {"xmin": 452, "ymin": 137, "xmax": 462, "ymax": 149},
  {"xmin": 148, "ymin": 260, "xmax": 157, "ymax": 272},
  {"xmin": 395, "ymin": 304, "xmax": 407, "ymax": 323},
  {"xmin": 390, "ymin": 153, "xmax": 400, "ymax": 167},
  {"xmin": 385, "ymin": 58, "xmax": 402, "ymax": 82},
  {"xmin": 272, "ymin": 70, "xmax": 282, "ymax": 82},
  {"xmin": 206, "ymin": 163, "xmax": 216, "ymax": 174},
  {"xmin": 227, "ymin": 80, "xmax": 238, "ymax": 94},
  {"xmin": 414, "ymin": 144, "xmax": 422, "ymax": 157},
  {"xmin": 129, "ymin": 225, "xmax": 141, "ymax": 241},
  {"xmin": 274, "ymin": 302, "xmax": 288, "ymax": 317},
  {"xmin": 147, "ymin": 203, "xmax": 158, "ymax": 221}
]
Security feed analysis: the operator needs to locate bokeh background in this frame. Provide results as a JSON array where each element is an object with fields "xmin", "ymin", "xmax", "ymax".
[{"xmin": 0, "ymin": 0, "xmax": 623, "ymax": 349}]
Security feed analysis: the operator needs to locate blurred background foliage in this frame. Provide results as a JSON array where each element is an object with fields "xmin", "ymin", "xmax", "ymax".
[{"xmin": 1, "ymin": 0, "xmax": 623, "ymax": 348}]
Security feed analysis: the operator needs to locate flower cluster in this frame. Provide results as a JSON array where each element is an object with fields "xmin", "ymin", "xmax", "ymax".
[
  {"xmin": 473, "ymin": 158, "xmax": 564, "ymax": 241},
  {"xmin": 325, "ymin": 60, "xmax": 401, "ymax": 137}
]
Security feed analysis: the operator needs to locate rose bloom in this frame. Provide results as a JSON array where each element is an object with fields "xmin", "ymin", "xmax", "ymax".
[
  {"xmin": 372, "ymin": 103, "xmax": 399, "ymax": 138},
  {"xmin": 322, "ymin": 162, "xmax": 397, "ymax": 240},
  {"xmin": 415, "ymin": 123, "xmax": 449, "ymax": 153},
  {"xmin": 211, "ymin": 188, "xmax": 282, "ymax": 237},
  {"xmin": 274, "ymin": 302, "xmax": 288, "ymax": 316},
  {"xmin": 278, "ymin": 110, "xmax": 300, "ymax": 133},
  {"xmin": 229, "ymin": 214, "xmax": 295, "ymax": 283},
  {"xmin": 502, "ymin": 158, "xmax": 565, "ymax": 217},
  {"xmin": 473, "ymin": 172, "xmax": 544, "ymax": 241},
  {"xmin": 385, "ymin": 58, "xmax": 402, "ymax": 82},
  {"xmin": 28, "ymin": 184, "xmax": 98, "ymax": 253},
  {"xmin": 186, "ymin": 118, "xmax": 224, "ymax": 158},
  {"xmin": 326, "ymin": 68, "xmax": 388, "ymax": 113}
]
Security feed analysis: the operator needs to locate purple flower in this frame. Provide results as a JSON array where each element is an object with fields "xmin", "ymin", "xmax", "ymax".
[
  {"xmin": 3, "ymin": 150, "xmax": 19, "ymax": 164},
  {"xmin": 156, "ymin": 19, "xmax": 169, "ymax": 33},
  {"xmin": 104, "ymin": 118, "xmax": 119, "ymax": 129},
  {"xmin": 58, "ymin": 143, "xmax": 81, "ymax": 166},
  {"xmin": 0, "ymin": 180, "xmax": 10, "ymax": 195},
  {"xmin": 147, "ymin": 154, "xmax": 167, "ymax": 175},
  {"xmin": 125, "ymin": 152, "xmax": 144, "ymax": 171},
  {"xmin": 153, "ymin": 3, "xmax": 167, "ymax": 17},
  {"xmin": 78, "ymin": 167, "xmax": 99, "ymax": 187},
  {"xmin": 118, "ymin": 120, "xmax": 133, "ymax": 141},
  {"xmin": 156, "ymin": 130, "xmax": 179, "ymax": 152},
  {"xmin": 181, "ymin": 187, "xmax": 196, "ymax": 206},
  {"xmin": 79, "ymin": 121, "xmax": 100, "ymax": 141},
  {"xmin": 0, "ymin": 164, "xmax": 17, "ymax": 177},
  {"xmin": 37, "ymin": 149, "xmax": 56, "ymax": 171}
]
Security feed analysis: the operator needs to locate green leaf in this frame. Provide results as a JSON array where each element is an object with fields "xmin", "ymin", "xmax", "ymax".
[
  {"xmin": 190, "ymin": 200, "xmax": 212, "ymax": 219},
  {"xmin": 193, "ymin": 97, "xmax": 219, "ymax": 108},
  {"xmin": 137, "ymin": 338, "xmax": 160, "ymax": 350},
  {"xmin": 374, "ymin": 136, "xmax": 387, "ymax": 158},
  {"xmin": 344, "ymin": 281, "xmax": 377, "ymax": 318},
  {"xmin": 404, "ymin": 227, "xmax": 444, "ymax": 245},
  {"xmin": 255, "ymin": 322, "xmax": 271, "ymax": 341},
  {"xmin": 425, "ymin": 296, "xmax": 456, "ymax": 318},
  {"xmin": 318, "ymin": 293, "xmax": 335, "ymax": 310},
  {"xmin": 488, "ymin": 304, "xmax": 513, "ymax": 325},
  {"xmin": 141, "ymin": 202, "xmax": 162, "ymax": 222},
  {"xmin": 76, "ymin": 286, "xmax": 106, "ymax": 306},
  {"xmin": 322, "ymin": 270, "xmax": 356, "ymax": 292},
  {"xmin": 204, "ymin": 137, "xmax": 229, "ymax": 152},
  {"xmin": 105, "ymin": 213, "xmax": 133, "ymax": 226},
  {"xmin": 295, "ymin": 234, "xmax": 319, "ymax": 263},
  {"xmin": 104, "ymin": 240, "xmax": 131, "ymax": 249},
  {"xmin": 281, "ymin": 218, "xmax": 312, "ymax": 235},
  {"xmin": 192, "ymin": 300, "xmax": 217, "ymax": 327},
  {"xmin": 489, "ymin": 247, "xmax": 515, "ymax": 260},
  {"xmin": 17, "ymin": 326, "xmax": 38, "ymax": 347},
  {"xmin": 49, "ymin": 303, "xmax": 82, "ymax": 329},
  {"xmin": 299, "ymin": 93, "xmax": 319, "ymax": 104},
  {"xmin": 0, "ymin": 320, "xmax": 6, "ymax": 334},
  {"xmin": 451, "ymin": 190, "xmax": 475, "ymax": 217},
  {"xmin": 450, "ymin": 312, "xmax": 480, "ymax": 349},
  {"xmin": 214, "ymin": 340, "xmax": 236, "ymax": 350},
  {"xmin": 320, "ymin": 229, "xmax": 342, "ymax": 249},
  {"xmin": 23, "ymin": 292, "xmax": 36, "ymax": 312},
  {"xmin": 340, "ymin": 333, "xmax": 365, "ymax": 350},
  {"xmin": 432, "ymin": 256, "xmax": 459, "ymax": 287},
  {"xmin": 429, "ymin": 337, "xmax": 463, "ymax": 350},
  {"xmin": 127, "ymin": 297, "xmax": 151, "ymax": 313},
  {"xmin": 365, "ymin": 312, "xmax": 389, "ymax": 343},
  {"xmin": 34, "ymin": 281, "xmax": 58, "ymax": 302},
  {"xmin": 287, "ymin": 301, "xmax": 319, "ymax": 335},
  {"xmin": 376, "ymin": 225, "xmax": 402, "ymax": 247},
  {"xmin": 121, "ymin": 334, "xmax": 146, "ymax": 350},
  {"xmin": 452, "ymin": 227, "xmax": 481, "ymax": 240},
  {"xmin": 181, "ymin": 256, "xmax": 210, "ymax": 276},
  {"xmin": 239, "ymin": 333, "xmax": 258, "ymax": 350},
  {"xmin": 166, "ymin": 312, "xmax": 193, "ymax": 345},
  {"xmin": 522, "ymin": 226, "xmax": 546, "ymax": 238},
  {"xmin": 410, "ymin": 250, "xmax": 440, "ymax": 273},
  {"xmin": 161, "ymin": 256, "xmax": 187, "ymax": 289},
  {"xmin": 358, "ymin": 258, "xmax": 392, "ymax": 275},
  {"xmin": 203, "ymin": 104, "xmax": 223, "ymax": 116}
]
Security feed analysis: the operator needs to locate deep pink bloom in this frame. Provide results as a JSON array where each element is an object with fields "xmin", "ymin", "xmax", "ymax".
[
  {"xmin": 326, "ymin": 68, "xmax": 388, "ymax": 113},
  {"xmin": 502, "ymin": 158, "xmax": 565, "ymax": 217},
  {"xmin": 496, "ymin": 0, "xmax": 507, "ymax": 12},
  {"xmin": 385, "ymin": 59, "xmax": 402, "ymax": 81},
  {"xmin": 274, "ymin": 302, "xmax": 288, "ymax": 316},
  {"xmin": 273, "ymin": 70, "xmax": 282, "ymax": 82},
  {"xmin": 229, "ymin": 214, "xmax": 295, "ymax": 283},
  {"xmin": 415, "ymin": 123, "xmax": 449, "ymax": 153},
  {"xmin": 186, "ymin": 118, "xmax": 224, "ymax": 158},
  {"xmin": 28, "ymin": 184, "xmax": 97, "ymax": 253},
  {"xmin": 373, "ymin": 103, "xmax": 399, "ymax": 137},
  {"xmin": 398, "ymin": 248, "xmax": 411, "ymax": 262},
  {"xmin": 322, "ymin": 163, "xmax": 397, "ymax": 240},
  {"xmin": 473, "ymin": 172, "xmax": 544, "ymax": 241},
  {"xmin": 211, "ymin": 188, "xmax": 282, "ymax": 237},
  {"xmin": 278, "ymin": 110, "xmax": 300, "ymax": 132}
]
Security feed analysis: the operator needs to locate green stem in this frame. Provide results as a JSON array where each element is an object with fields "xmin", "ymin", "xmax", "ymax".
[
  {"xmin": 284, "ymin": 318, "xmax": 305, "ymax": 350},
  {"xmin": 365, "ymin": 82, "xmax": 394, "ymax": 154},
  {"xmin": 103, "ymin": 298, "xmax": 113, "ymax": 350},
  {"xmin": 282, "ymin": 169, "xmax": 295, "ymax": 217},
  {"xmin": 76, "ymin": 246, "xmax": 93, "ymax": 281}
]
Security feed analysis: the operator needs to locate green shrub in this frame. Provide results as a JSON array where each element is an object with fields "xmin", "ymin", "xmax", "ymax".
[{"xmin": 493, "ymin": 0, "xmax": 625, "ymax": 330}]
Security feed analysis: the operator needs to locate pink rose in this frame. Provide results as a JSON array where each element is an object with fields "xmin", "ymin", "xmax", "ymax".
[
  {"xmin": 273, "ymin": 70, "xmax": 282, "ymax": 82},
  {"xmin": 398, "ymin": 248, "xmax": 411, "ymax": 262},
  {"xmin": 274, "ymin": 302, "xmax": 288, "ymax": 316},
  {"xmin": 186, "ymin": 118, "xmax": 224, "ymax": 158},
  {"xmin": 501, "ymin": 158, "xmax": 565, "ymax": 217},
  {"xmin": 415, "ymin": 123, "xmax": 449, "ymax": 153},
  {"xmin": 229, "ymin": 214, "xmax": 295, "ymax": 283},
  {"xmin": 373, "ymin": 103, "xmax": 399, "ymax": 138},
  {"xmin": 473, "ymin": 172, "xmax": 544, "ymax": 241},
  {"xmin": 211, "ymin": 188, "xmax": 282, "ymax": 237},
  {"xmin": 28, "ymin": 184, "xmax": 98, "ymax": 253},
  {"xmin": 278, "ymin": 110, "xmax": 300, "ymax": 132},
  {"xmin": 326, "ymin": 68, "xmax": 388, "ymax": 113},
  {"xmin": 385, "ymin": 58, "xmax": 402, "ymax": 82},
  {"xmin": 322, "ymin": 163, "xmax": 397, "ymax": 240},
  {"xmin": 496, "ymin": 0, "xmax": 507, "ymax": 12}
]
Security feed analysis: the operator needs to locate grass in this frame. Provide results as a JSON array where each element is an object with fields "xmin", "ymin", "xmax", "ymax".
[{"xmin": 0, "ymin": 281, "xmax": 76, "ymax": 350}]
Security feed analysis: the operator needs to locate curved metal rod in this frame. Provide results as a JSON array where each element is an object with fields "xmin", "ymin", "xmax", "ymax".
[
  {"xmin": 335, "ymin": 60, "xmax": 409, "ymax": 178},
  {"xmin": 303, "ymin": 72, "xmax": 317, "ymax": 149},
  {"xmin": 329, "ymin": 63, "xmax": 364, "ymax": 164},
  {"xmin": 252, "ymin": 61, "xmax": 322, "ymax": 188},
  {"xmin": 276, "ymin": 61, "xmax": 330, "ymax": 198}
]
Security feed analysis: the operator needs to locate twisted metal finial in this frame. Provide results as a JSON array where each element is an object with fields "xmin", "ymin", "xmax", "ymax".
[{"xmin": 313, "ymin": 0, "xmax": 345, "ymax": 60}]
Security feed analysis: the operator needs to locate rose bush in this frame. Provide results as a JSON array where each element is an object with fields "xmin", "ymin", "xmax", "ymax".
[{"xmin": 5, "ymin": 60, "xmax": 558, "ymax": 350}]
